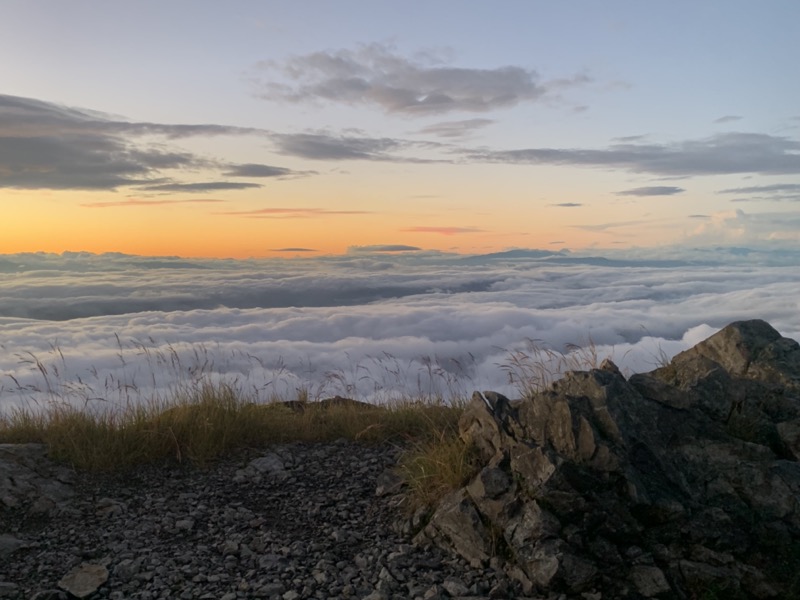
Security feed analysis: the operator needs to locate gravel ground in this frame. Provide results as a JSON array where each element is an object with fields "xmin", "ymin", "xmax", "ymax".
[{"xmin": 1, "ymin": 441, "xmax": 535, "ymax": 600}]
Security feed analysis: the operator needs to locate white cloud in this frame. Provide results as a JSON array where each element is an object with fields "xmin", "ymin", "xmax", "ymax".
[
  {"xmin": 687, "ymin": 209, "xmax": 800, "ymax": 245},
  {"xmin": 1, "ymin": 250, "xmax": 798, "ymax": 414}
]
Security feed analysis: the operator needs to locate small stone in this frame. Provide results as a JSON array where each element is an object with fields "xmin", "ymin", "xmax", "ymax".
[
  {"xmin": 113, "ymin": 558, "xmax": 140, "ymax": 582},
  {"xmin": 630, "ymin": 565, "xmax": 671, "ymax": 597},
  {"xmin": 375, "ymin": 469, "xmax": 404, "ymax": 496},
  {"xmin": 362, "ymin": 592, "xmax": 389, "ymax": 600},
  {"xmin": 0, "ymin": 534, "xmax": 28, "ymax": 558},
  {"xmin": 58, "ymin": 563, "xmax": 109, "ymax": 599},
  {"xmin": 29, "ymin": 591, "xmax": 67, "ymax": 600},
  {"xmin": 422, "ymin": 585, "xmax": 444, "ymax": 600},
  {"xmin": 28, "ymin": 495, "xmax": 57, "ymax": 516},
  {"xmin": 253, "ymin": 582, "xmax": 284, "ymax": 596},
  {"xmin": 248, "ymin": 453, "xmax": 285, "ymax": 476},
  {"xmin": 312, "ymin": 570, "xmax": 328, "ymax": 585},
  {"xmin": 95, "ymin": 497, "xmax": 125, "ymax": 518},
  {"xmin": 221, "ymin": 540, "xmax": 239, "ymax": 556},
  {"xmin": 441, "ymin": 577, "xmax": 469, "ymax": 596},
  {"xmin": 488, "ymin": 579, "xmax": 509, "ymax": 599}
]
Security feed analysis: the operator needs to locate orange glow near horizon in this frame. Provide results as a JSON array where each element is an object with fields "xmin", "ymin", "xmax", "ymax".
[
  {"xmin": 1, "ymin": 177, "xmax": 688, "ymax": 258},
  {"xmin": 0, "ymin": 219, "xmax": 649, "ymax": 259}
]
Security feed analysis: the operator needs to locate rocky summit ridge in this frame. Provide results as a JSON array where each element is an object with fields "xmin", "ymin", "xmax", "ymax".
[
  {"xmin": 2, "ymin": 319, "xmax": 799, "ymax": 599},
  {"xmin": 412, "ymin": 319, "xmax": 800, "ymax": 598}
]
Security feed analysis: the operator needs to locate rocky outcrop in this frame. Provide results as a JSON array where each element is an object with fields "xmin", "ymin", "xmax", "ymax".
[
  {"xmin": 277, "ymin": 396, "xmax": 380, "ymax": 413},
  {"xmin": 415, "ymin": 320, "xmax": 800, "ymax": 599}
]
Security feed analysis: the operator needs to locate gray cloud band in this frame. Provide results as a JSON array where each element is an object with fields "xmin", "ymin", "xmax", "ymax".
[
  {"xmin": 254, "ymin": 44, "xmax": 587, "ymax": 115},
  {"xmin": 0, "ymin": 94, "xmax": 298, "ymax": 191},
  {"xmin": 269, "ymin": 131, "xmax": 800, "ymax": 179},
  {"xmin": 615, "ymin": 186, "xmax": 685, "ymax": 197},
  {"xmin": 466, "ymin": 133, "xmax": 800, "ymax": 176},
  {"xmin": 1, "ymin": 250, "xmax": 798, "ymax": 413},
  {"xmin": 3, "ymin": 94, "xmax": 799, "ymax": 194}
]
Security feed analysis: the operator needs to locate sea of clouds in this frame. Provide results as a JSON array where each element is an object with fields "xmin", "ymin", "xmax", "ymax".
[{"xmin": 1, "ymin": 247, "xmax": 798, "ymax": 414}]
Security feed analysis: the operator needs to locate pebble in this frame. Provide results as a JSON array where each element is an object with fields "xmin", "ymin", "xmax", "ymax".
[{"xmin": 0, "ymin": 442, "xmax": 532, "ymax": 599}]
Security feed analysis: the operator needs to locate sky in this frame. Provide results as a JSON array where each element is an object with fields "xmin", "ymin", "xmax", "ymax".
[
  {"xmin": 2, "ymin": 2, "xmax": 799, "ymax": 412},
  {"xmin": 2, "ymin": 1, "xmax": 799, "ymax": 257}
]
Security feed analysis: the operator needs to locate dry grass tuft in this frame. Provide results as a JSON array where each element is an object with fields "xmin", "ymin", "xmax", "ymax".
[
  {"xmin": 499, "ymin": 338, "xmax": 600, "ymax": 398},
  {"xmin": 0, "ymin": 336, "xmax": 604, "ymax": 508},
  {"xmin": 0, "ymin": 383, "xmax": 466, "ymax": 473},
  {"xmin": 397, "ymin": 430, "xmax": 480, "ymax": 511}
]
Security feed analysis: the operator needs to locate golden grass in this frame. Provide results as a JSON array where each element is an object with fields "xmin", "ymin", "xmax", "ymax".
[
  {"xmin": 0, "ymin": 337, "xmax": 603, "ymax": 508},
  {"xmin": 0, "ymin": 381, "xmax": 478, "ymax": 510},
  {"xmin": 397, "ymin": 430, "xmax": 481, "ymax": 511},
  {"xmin": 0, "ymin": 382, "xmax": 460, "ymax": 471}
]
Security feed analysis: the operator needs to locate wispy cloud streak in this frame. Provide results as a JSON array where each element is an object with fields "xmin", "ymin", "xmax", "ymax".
[
  {"xmin": 216, "ymin": 207, "xmax": 370, "ymax": 218},
  {"xmin": 615, "ymin": 186, "xmax": 684, "ymax": 197},
  {"xmin": 83, "ymin": 199, "xmax": 227, "ymax": 208},
  {"xmin": 401, "ymin": 226, "xmax": 484, "ymax": 235},
  {"xmin": 468, "ymin": 133, "xmax": 800, "ymax": 176}
]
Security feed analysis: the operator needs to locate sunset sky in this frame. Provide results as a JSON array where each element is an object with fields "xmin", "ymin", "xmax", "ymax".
[
  {"xmin": 2, "ymin": 1, "xmax": 800, "ymax": 411},
  {"xmin": 2, "ymin": 1, "xmax": 799, "ymax": 258}
]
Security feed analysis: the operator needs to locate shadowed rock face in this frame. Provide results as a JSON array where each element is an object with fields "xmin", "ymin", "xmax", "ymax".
[{"xmin": 414, "ymin": 320, "xmax": 800, "ymax": 599}]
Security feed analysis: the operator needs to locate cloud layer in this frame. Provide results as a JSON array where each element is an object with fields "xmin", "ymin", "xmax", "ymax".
[
  {"xmin": 1, "ymin": 250, "xmax": 798, "ymax": 413},
  {"xmin": 256, "ymin": 44, "xmax": 587, "ymax": 115},
  {"xmin": 4, "ymin": 93, "xmax": 798, "ymax": 194},
  {"xmin": 615, "ymin": 186, "xmax": 685, "ymax": 197},
  {"xmin": 469, "ymin": 132, "xmax": 800, "ymax": 176},
  {"xmin": 0, "ymin": 94, "xmax": 298, "ymax": 191}
]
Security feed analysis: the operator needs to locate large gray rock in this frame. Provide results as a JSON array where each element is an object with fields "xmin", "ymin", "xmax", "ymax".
[
  {"xmin": 414, "ymin": 488, "xmax": 494, "ymax": 566},
  {"xmin": 414, "ymin": 320, "xmax": 800, "ymax": 599},
  {"xmin": 0, "ymin": 443, "xmax": 74, "ymax": 517}
]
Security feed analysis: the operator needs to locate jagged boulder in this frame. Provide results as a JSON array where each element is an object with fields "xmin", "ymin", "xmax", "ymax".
[{"xmin": 414, "ymin": 320, "xmax": 800, "ymax": 598}]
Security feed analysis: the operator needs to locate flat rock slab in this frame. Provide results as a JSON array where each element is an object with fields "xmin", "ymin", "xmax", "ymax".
[
  {"xmin": 0, "ymin": 443, "xmax": 74, "ymax": 513},
  {"xmin": 58, "ymin": 563, "xmax": 109, "ymax": 598}
]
